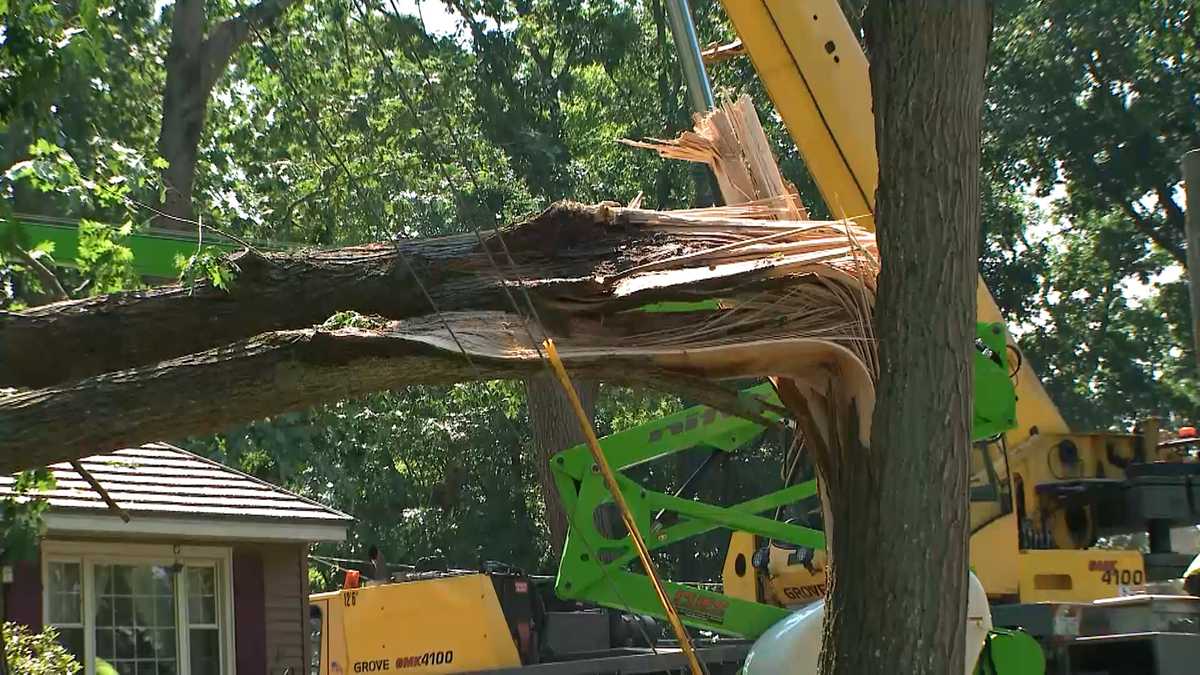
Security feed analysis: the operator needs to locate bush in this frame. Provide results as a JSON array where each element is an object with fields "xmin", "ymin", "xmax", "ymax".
[{"xmin": 2, "ymin": 622, "xmax": 81, "ymax": 674}]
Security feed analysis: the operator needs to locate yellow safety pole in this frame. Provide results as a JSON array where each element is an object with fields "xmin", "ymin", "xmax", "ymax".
[{"xmin": 541, "ymin": 339, "xmax": 705, "ymax": 675}]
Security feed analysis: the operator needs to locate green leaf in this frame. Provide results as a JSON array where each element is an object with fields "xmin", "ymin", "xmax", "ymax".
[{"xmin": 79, "ymin": 0, "xmax": 98, "ymax": 34}]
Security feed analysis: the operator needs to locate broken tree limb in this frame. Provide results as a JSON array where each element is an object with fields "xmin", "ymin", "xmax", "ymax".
[
  {"xmin": 0, "ymin": 212, "xmax": 877, "ymax": 472},
  {"xmin": 1, "ymin": 200, "xmax": 880, "ymax": 473},
  {"xmin": 69, "ymin": 460, "xmax": 131, "ymax": 522},
  {"xmin": 622, "ymin": 95, "xmax": 807, "ymax": 219},
  {"xmin": 1, "ymin": 202, "xmax": 865, "ymax": 388},
  {"xmin": 0, "ymin": 302, "xmax": 866, "ymax": 473}
]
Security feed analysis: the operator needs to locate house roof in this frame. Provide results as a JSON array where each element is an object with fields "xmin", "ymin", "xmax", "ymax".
[{"xmin": 0, "ymin": 443, "xmax": 351, "ymax": 543}]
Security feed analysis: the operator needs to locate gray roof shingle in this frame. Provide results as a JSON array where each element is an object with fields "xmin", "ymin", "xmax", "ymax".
[{"xmin": 0, "ymin": 443, "xmax": 352, "ymax": 524}]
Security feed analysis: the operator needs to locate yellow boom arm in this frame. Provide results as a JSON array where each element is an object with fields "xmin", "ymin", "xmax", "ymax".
[{"xmin": 721, "ymin": 0, "xmax": 1070, "ymax": 447}]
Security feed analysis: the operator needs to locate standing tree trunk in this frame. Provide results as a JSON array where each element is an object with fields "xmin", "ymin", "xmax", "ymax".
[
  {"xmin": 525, "ymin": 374, "xmax": 600, "ymax": 558},
  {"xmin": 156, "ymin": 0, "xmax": 297, "ymax": 227},
  {"xmin": 819, "ymin": 3, "xmax": 992, "ymax": 675}
]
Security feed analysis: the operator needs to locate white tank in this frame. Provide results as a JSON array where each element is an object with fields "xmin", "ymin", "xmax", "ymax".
[{"xmin": 742, "ymin": 572, "xmax": 993, "ymax": 675}]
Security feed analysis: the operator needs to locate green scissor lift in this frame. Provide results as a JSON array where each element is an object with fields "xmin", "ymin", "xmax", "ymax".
[
  {"xmin": 0, "ymin": 215, "xmax": 250, "ymax": 278},
  {"xmin": 550, "ymin": 322, "xmax": 1043, "ymax": 670},
  {"xmin": 6, "ymin": 214, "xmax": 1040, "ymax": 669}
]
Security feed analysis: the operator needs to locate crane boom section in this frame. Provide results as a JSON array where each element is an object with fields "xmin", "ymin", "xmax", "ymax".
[{"xmin": 720, "ymin": 0, "xmax": 1069, "ymax": 445}]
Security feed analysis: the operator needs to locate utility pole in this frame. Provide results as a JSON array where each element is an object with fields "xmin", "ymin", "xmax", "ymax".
[{"xmin": 1184, "ymin": 149, "xmax": 1200, "ymax": 372}]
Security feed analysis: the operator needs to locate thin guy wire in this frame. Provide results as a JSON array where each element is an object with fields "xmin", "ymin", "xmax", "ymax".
[
  {"xmin": 347, "ymin": 2, "xmax": 676, "ymax": 654},
  {"xmin": 248, "ymin": 23, "xmax": 482, "ymax": 375},
  {"xmin": 349, "ymin": 0, "xmax": 550, "ymax": 361}
]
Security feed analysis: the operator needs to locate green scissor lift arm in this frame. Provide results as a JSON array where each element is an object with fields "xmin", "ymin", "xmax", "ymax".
[
  {"xmin": 552, "ymin": 322, "xmax": 1017, "ymax": 639},
  {"xmin": 0, "ymin": 215, "xmax": 251, "ymax": 278},
  {"xmin": 5, "ymin": 213, "xmax": 1022, "ymax": 644}
]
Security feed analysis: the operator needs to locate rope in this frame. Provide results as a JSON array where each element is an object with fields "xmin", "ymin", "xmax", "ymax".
[
  {"xmin": 249, "ymin": 12, "xmax": 669, "ymax": 657},
  {"xmin": 543, "ymin": 338, "xmax": 704, "ymax": 675}
]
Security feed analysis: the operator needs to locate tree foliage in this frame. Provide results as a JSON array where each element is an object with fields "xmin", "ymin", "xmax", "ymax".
[
  {"xmin": 981, "ymin": 0, "xmax": 1199, "ymax": 429},
  {"xmin": 2, "ymin": 0, "xmax": 1197, "ymax": 582},
  {"xmin": 2, "ymin": 623, "xmax": 81, "ymax": 674}
]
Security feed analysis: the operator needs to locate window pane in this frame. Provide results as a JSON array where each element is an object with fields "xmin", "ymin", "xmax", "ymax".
[
  {"xmin": 116, "ymin": 597, "xmax": 134, "ymax": 626},
  {"xmin": 53, "ymin": 626, "xmax": 84, "ymax": 663},
  {"xmin": 97, "ymin": 596, "xmax": 115, "ymax": 627},
  {"xmin": 49, "ymin": 561, "xmax": 81, "ymax": 594},
  {"xmin": 187, "ymin": 595, "xmax": 216, "ymax": 626},
  {"xmin": 189, "ymin": 628, "xmax": 220, "ymax": 675},
  {"xmin": 48, "ymin": 562, "xmax": 82, "ymax": 624},
  {"xmin": 188, "ymin": 567, "xmax": 214, "ymax": 596},
  {"xmin": 116, "ymin": 628, "xmax": 135, "ymax": 659},
  {"xmin": 186, "ymin": 567, "xmax": 217, "ymax": 625},
  {"xmin": 96, "ymin": 626, "xmax": 114, "ymax": 658},
  {"xmin": 187, "ymin": 566, "xmax": 221, "ymax": 673},
  {"xmin": 96, "ymin": 564, "xmax": 178, "ymax": 675},
  {"xmin": 97, "ymin": 564, "xmax": 113, "ymax": 595}
]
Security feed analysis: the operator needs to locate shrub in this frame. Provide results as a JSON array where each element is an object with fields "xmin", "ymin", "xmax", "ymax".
[{"xmin": 2, "ymin": 622, "xmax": 81, "ymax": 674}]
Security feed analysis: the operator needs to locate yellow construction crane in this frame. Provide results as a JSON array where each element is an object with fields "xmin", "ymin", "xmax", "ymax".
[
  {"xmin": 306, "ymin": 2, "xmax": 1200, "ymax": 674},
  {"xmin": 716, "ymin": 0, "xmax": 1197, "ymax": 609}
]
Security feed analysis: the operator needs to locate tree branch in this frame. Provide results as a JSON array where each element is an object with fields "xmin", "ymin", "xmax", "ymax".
[
  {"xmin": 69, "ymin": 460, "xmax": 131, "ymax": 522},
  {"xmin": 1158, "ymin": 183, "xmax": 1187, "ymax": 239},
  {"xmin": 0, "ymin": 314, "xmax": 786, "ymax": 474},
  {"xmin": 1115, "ymin": 199, "xmax": 1187, "ymax": 266},
  {"xmin": 10, "ymin": 244, "xmax": 67, "ymax": 303},
  {"xmin": 0, "ymin": 202, "xmax": 852, "ymax": 388},
  {"xmin": 201, "ymin": 0, "xmax": 300, "ymax": 93},
  {"xmin": 0, "ymin": 202, "xmax": 615, "ymax": 387}
]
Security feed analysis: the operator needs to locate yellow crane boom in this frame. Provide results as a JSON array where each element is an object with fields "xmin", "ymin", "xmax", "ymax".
[{"xmin": 721, "ymin": 0, "xmax": 1069, "ymax": 448}]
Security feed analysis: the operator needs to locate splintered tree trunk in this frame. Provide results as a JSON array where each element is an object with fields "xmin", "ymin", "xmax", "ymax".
[
  {"xmin": 525, "ymin": 374, "xmax": 599, "ymax": 557},
  {"xmin": 819, "ymin": 3, "xmax": 992, "ymax": 675}
]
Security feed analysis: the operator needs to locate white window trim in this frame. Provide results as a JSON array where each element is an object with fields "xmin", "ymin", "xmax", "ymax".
[{"xmin": 41, "ymin": 541, "xmax": 237, "ymax": 675}]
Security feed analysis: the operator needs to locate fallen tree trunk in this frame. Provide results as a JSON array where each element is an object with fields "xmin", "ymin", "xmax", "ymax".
[
  {"xmin": 0, "ymin": 209, "xmax": 877, "ymax": 472},
  {"xmin": 0, "ymin": 201, "xmax": 810, "ymax": 388},
  {"xmin": 0, "ymin": 304, "xmax": 863, "ymax": 472}
]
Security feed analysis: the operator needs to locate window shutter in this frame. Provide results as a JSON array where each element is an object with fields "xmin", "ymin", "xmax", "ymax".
[
  {"xmin": 233, "ymin": 548, "xmax": 267, "ymax": 675},
  {"xmin": 4, "ymin": 553, "xmax": 43, "ymax": 630}
]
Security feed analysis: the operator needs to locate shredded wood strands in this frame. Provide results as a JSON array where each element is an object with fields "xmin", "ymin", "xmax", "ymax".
[
  {"xmin": 0, "ymin": 207, "xmax": 877, "ymax": 475},
  {"xmin": 621, "ymin": 94, "xmax": 808, "ymax": 219}
]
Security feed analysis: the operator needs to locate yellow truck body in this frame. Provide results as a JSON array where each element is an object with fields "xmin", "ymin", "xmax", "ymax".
[{"xmin": 310, "ymin": 574, "xmax": 521, "ymax": 675}]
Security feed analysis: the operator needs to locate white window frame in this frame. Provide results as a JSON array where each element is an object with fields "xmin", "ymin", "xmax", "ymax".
[{"xmin": 41, "ymin": 541, "xmax": 237, "ymax": 675}]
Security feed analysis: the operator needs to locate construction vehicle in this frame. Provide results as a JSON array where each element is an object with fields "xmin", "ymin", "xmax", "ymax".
[
  {"xmin": 307, "ymin": 330, "xmax": 1023, "ymax": 674},
  {"xmin": 6, "ymin": 0, "xmax": 1198, "ymax": 672},
  {"xmin": 307, "ymin": 563, "xmax": 756, "ymax": 675},
  {"xmin": 703, "ymin": 1, "xmax": 1200, "ymax": 673}
]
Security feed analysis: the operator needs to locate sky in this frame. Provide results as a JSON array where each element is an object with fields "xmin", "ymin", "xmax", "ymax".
[
  {"xmin": 153, "ymin": 0, "xmax": 463, "ymax": 36},
  {"xmin": 392, "ymin": 0, "xmax": 461, "ymax": 37}
]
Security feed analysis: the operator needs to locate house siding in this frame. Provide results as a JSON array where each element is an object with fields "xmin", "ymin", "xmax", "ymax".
[{"xmin": 235, "ymin": 542, "xmax": 309, "ymax": 675}]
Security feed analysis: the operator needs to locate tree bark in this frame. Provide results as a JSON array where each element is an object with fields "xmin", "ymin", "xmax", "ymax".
[
  {"xmin": 819, "ymin": 3, "xmax": 992, "ymax": 675},
  {"xmin": 0, "ymin": 313, "xmax": 788, "ymax": 474},
  {"xmin": 525, "ymin": 374, "xmax": 599, "ymax": 557},
  {"xmin": 0, "ymin": 204, "xmax": 873, "ymax": 476},
  {"xmin": 0, "ymin": 203, "xmax": 689, "ymax": 388},
  {"xmin": 157, "ymin": 0, "xmax": 297, "ymax": 226}
]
